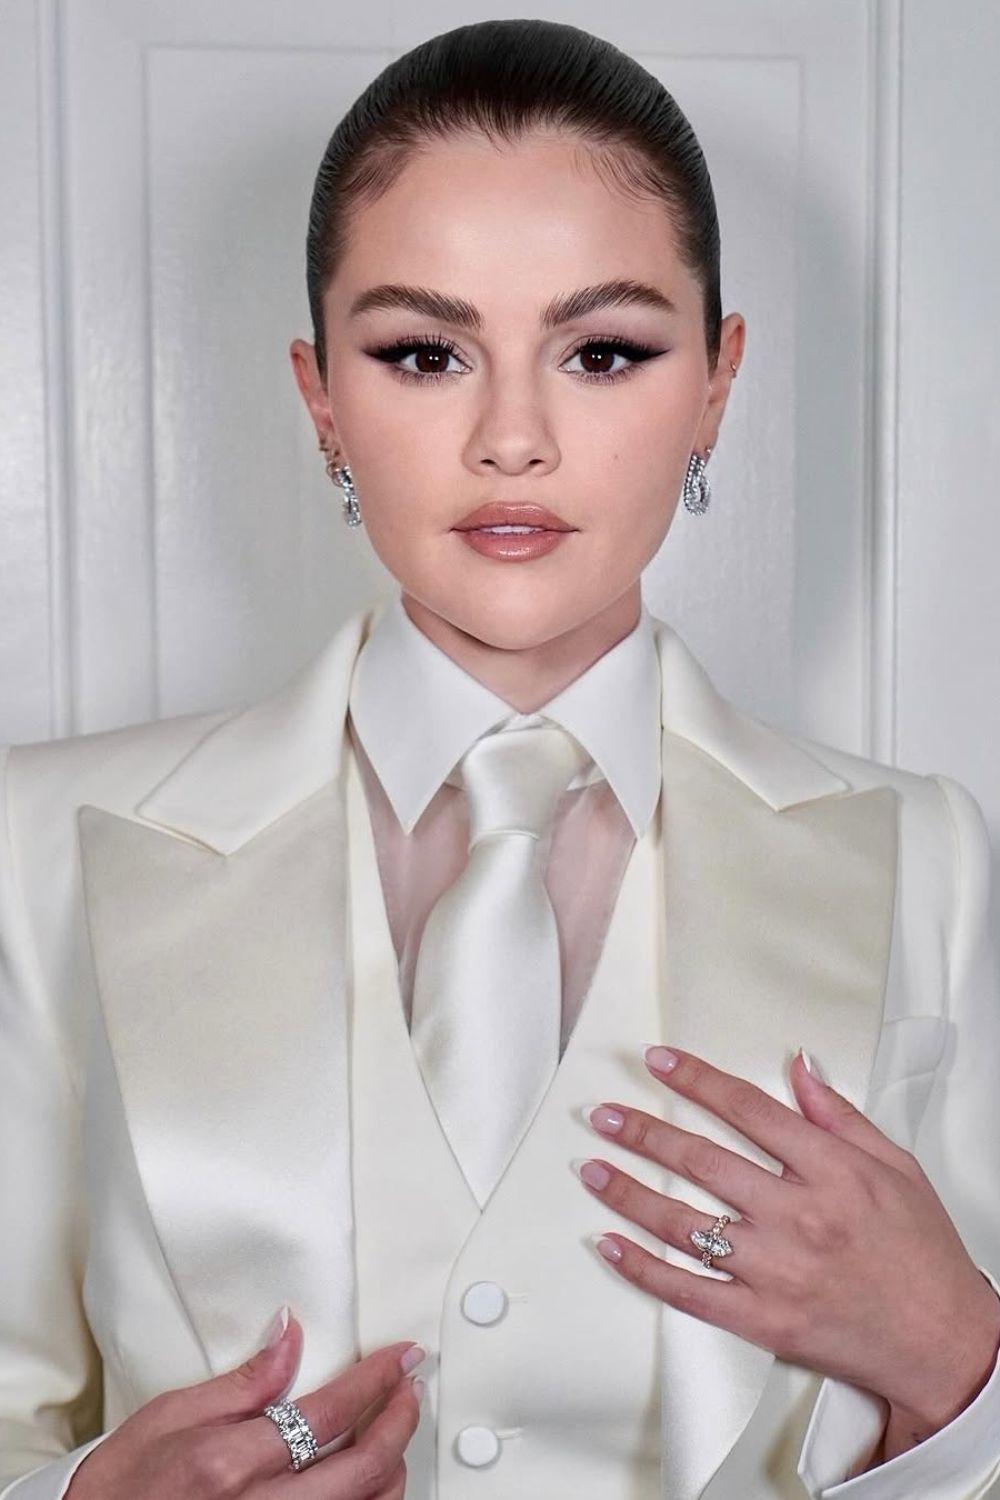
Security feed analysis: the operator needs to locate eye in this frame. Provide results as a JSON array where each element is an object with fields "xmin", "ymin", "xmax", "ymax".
[
  {"xmin": 364, "ymin": 334, "xmax": 467, "ymax": 385},
  {"xmin": 563, "ymin": 336, "xmax": 663, "ymax": 385}
]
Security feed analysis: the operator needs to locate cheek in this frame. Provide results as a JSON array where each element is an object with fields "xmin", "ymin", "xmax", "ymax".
[
  {"xmin": 578, "ymin": 373, "xmax": 701, "ymax": 481},
  {"xmin": 358, "ymin": 495, "xmax": 421, "ymax": 559},
  {"xmin": 576, "ymin": 410, "xmax": 689, "ymax": 551},
  {"xmin": 593, "ymin": 489, "xmax": 681, "ymax": 570},
  {"xmin": 327, "ymin": 367, "xmax": 425, "ymax": 462}
]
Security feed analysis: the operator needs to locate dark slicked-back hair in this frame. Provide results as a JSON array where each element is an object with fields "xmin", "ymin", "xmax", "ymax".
[{"xmin": 305, "ymin": 18, "xmax": 721, "ymax": 383}]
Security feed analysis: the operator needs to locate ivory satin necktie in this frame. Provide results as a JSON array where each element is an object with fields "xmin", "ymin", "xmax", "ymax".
[{"xmin": 409, "ymin": 721, "xmax": 593, "ymax": 1208}]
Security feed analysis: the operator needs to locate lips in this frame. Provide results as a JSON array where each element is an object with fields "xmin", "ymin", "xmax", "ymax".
[{"xmin": 453, "ymin": 502, "xmax": 575, "ymax": 532}]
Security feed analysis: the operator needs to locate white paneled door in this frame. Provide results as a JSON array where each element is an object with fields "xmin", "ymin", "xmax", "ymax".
[{"xmin": 2, "ymin": 1, "xmax": 998, "ymax": 902}]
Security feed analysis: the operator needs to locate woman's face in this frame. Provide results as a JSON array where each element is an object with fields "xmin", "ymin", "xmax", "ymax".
[{"xmin": 292, "ymin": 128, "xmax": 744, "ymax": 653}]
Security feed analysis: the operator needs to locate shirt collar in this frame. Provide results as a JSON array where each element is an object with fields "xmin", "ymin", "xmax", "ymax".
[{"xmin": 348, "ymin": 593, "xmax": 661, "ymax": 838}]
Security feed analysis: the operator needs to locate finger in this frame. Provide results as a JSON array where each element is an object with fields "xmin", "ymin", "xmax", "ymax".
[
  {"xmin": 245, "ymin": 1340, "xmax": 423, "ymax": 1483},
  {"xmin": 139, "ymin": 1310, "xmax": 306, "ymax": 1438},
  {"xmin": 590, "ymin": 1231, "xmax": 774, "ymax": 1348},
  {"xmin": 379, "ymin": 1465, "xmax": 408, "ymax": 1500},
  {"xmin": 641, "ymin": 1046, "xmax": 845, "ymax": 1179},
  {"xmin": 382, "ymin": 1464, "xmax": 408, "ymax": 1500},
  {"xmin": 273, "ymin": 1374, "xmax": 422, "ymax": 1499},
  {"xmin": 584, "ymin": 1102, "xmax": 787, "ymax": 1220},
  {"xmin": 790, "ymin": 1048, "xmax": 918, "ymax": 1173},
  {"xmin": 574, "ymin": 1157, "xmax": 759, "ymax": 1279}
]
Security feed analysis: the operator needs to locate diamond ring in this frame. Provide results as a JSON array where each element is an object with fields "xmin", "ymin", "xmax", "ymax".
[
  {"xmin": 262, "ymin": 1397, "xmax": 319, "ymax": 1471},
  {"xmin": 690, "ymin": 1213, "xmax": 734, "ymax": 1269}
]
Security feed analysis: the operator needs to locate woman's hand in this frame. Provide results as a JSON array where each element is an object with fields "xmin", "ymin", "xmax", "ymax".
[
  {"xmin": 575, "ymin": 1045, "xmax": 1000, "ymax": 1453},
  {"xmin": 64, "ymin": 1310, "xmax": 425, "ymax": 1499}
]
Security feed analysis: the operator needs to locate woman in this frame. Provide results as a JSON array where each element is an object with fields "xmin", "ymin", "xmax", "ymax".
[{"xmin": 1, "ymin": 18, "xmax": 998, "ymax": 1500}]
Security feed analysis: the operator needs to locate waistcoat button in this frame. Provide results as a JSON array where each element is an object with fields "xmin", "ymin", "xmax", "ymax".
[
  {"xmin": 461, "ymin": 1280, "xmax": 509, "ymax": 1325},
  {"xmin": 455, "ymin": 1425, "xmax": 502, "ymax": 1467}
]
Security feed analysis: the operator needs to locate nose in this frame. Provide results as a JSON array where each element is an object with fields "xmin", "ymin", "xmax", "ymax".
[{"xmin": 466, "ymin": 401, "xmax": 559, "ymax": 477}]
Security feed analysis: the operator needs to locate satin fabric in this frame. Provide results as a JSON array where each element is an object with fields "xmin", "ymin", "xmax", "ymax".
[
  {"xmin": 349, "ymin": 716, "xmax": 638, "ymax": 1060},
  {"xmin": 408, "ymin": 721, "xmax": 595, "ymax": 1208},
  {"xmin": 2, "ymin": 600, "xmax": 1000, "ymax": 1499}
]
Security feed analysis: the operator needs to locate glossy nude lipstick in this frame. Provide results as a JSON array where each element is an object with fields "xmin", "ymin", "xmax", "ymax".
[{"xmin": 452, "ymin": 502, "xmax": 576, "ymax": 562}]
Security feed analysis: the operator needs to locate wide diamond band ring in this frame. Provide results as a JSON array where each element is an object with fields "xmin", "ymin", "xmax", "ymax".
[
  {"xmin": 262, "ymin": 1397, "xmax": 319, "ymax": 1471},
  {"xmin": 690, "ymin": 1212, "xmax": 734, "ymax": 1269}
]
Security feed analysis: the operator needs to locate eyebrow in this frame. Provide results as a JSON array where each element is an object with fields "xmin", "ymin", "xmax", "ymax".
[{"xmin": 348, "ymin": 278, "xmax": 678, "ymax": 330}]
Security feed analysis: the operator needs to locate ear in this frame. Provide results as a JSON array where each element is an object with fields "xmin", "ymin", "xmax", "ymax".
[
  {"xmin": 289, "ymin": 337, "xmax": 344, "ymax": 455},
  {"xmin": 693, "ymin": 310, "xmax": 746, "ymax": 453}
]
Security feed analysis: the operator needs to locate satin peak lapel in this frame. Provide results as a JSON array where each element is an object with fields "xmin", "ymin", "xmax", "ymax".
[
  {"xmin": 76, "ymin": 605, "xmax": 381, "ymax": 1387},
  {"xmin": 650, "ymin": 622, "xmax": 899, "ymax": 1500}
]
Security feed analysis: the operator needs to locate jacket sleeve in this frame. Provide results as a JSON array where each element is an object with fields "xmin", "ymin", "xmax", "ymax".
[
  {"xmin": 0, "ymin": 744, "xmax": 111, "ymax": 1498},
  {"xmin": 797, "ymin": 772, "xmax": 1000, "ymax": 1499}
]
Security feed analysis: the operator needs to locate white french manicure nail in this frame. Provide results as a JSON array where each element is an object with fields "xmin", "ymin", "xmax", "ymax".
[
  {"xmin": 400, "ymin": 1344, "xmax": 427, "ymax": 1375},
  {"xmin": 799, "ymin": 1048, "xmax": 827, "ymax": 1083},
  {"xmin": 264, "ymin": 1304, "xmax": 290, "ymax": 1349}
]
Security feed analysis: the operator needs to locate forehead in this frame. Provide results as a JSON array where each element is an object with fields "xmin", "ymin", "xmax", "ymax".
[{"xmin": 327, "ymin": 130, "xmax": 698, "ymax": 324}]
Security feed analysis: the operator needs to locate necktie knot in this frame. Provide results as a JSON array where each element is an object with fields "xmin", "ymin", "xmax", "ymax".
[{"xmin": 458, "ymin": 723, "xmax": 593, "ymax": 851}]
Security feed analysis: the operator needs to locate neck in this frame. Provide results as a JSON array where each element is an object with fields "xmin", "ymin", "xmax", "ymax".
[{"xmin": 399, "ymin": 585, "xmax": 642, "ymax": 713}]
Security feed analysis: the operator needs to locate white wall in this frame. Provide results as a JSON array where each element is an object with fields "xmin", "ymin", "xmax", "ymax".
[
  {"xmin": 893, "ymin": 1, "xmax": 1000, "ymax": 921},
  {"xmin": 1, "ymin": 1, "xmax": 997, "ymax": 911}
]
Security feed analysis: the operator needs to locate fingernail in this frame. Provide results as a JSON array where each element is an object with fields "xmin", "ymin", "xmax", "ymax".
[
  {"xmin": 643, "ymin": 1044, "xmax": 679, "ymax": 1073},
  {"xmin": 574, "ymin": 1158, "xmax": 611, "ymax": 1190},
  {"xmin": 799, "ymin": 1047, "xmax": 827, "ymax": 1083},
  {"xmin": 411, "ymin": 1376, "xmax": 426, "ymax": 1405},
  {"xmin": 400, "ymin": 1344, "xmax": 427, "ymax": 1375},
  {"xmin": 263, "ymin": 1304, "xmax": 290, "ymax": 1349},
  {"xmin": 591, "ymin": 1232, "xmax": 623, "ymax": 1263},
  {"xmin": 582, "ymin": 1103, "xmax": 624, "ymax": 1133}
]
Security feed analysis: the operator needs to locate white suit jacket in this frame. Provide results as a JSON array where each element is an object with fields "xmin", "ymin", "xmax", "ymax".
[{"xmin": 1, "ymin": 603, "xmax": 999, "ymax": 1499}]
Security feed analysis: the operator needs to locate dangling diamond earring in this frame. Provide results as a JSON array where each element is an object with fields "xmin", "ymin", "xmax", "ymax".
[
  {"xmin": 332, "ymin": 464, "xmax": 362, "ymax": 528},
  {"xmin": 322, "ymin": 445, "xmax": 363, "ymax": 527},
  {"xmin": 682, "ymin": 445, "xmax": 713, "ymax": 515}
]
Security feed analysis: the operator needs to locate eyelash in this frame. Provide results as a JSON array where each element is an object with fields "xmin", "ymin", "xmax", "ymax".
[{"xmin": 363, "ymin": 332, "xmax": 664, "ymax": 387}]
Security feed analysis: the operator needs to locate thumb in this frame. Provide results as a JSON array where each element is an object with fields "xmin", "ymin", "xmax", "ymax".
[{"xmin": 198, "ymin": 1305, "xmax": 304, "ymax": 1424}]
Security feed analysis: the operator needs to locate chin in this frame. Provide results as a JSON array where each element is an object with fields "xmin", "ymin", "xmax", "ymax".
[{"xmin": 458, "ymin": 603, "xmax": 601, "ymax": 652}]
